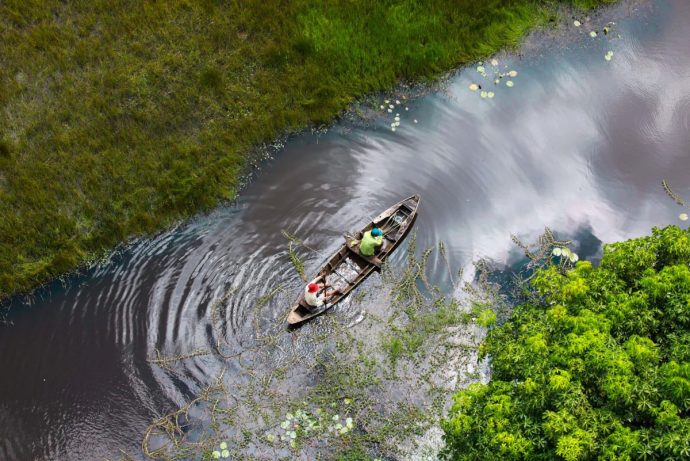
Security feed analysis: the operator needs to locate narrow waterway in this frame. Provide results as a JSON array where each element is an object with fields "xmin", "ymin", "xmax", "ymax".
[{"xmin": 2, "ymin": 0, "xmax": 690, "ymax": 459}]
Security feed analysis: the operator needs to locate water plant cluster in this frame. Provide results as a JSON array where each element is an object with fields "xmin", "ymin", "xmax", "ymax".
[
  {"xmin": 0, "ymin": 0, "xmax": 618, "ymax": 302},
  {"xmin": 130, "ymin": 233, "xmax": 507, "ymax": 460}
]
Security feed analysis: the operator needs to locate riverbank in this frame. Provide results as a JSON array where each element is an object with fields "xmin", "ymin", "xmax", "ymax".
[{"xmin": 0, "ymin": 0, "xmax": 616, "ymax": 301}]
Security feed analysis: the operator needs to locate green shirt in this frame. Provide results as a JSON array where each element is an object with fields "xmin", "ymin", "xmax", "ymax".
[{"xmin": 359, "ymin": 230, "xmax": 383, "ymax": 256}]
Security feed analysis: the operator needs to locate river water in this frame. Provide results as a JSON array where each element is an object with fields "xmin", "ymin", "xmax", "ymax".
[{"xmin": 2, "ymin": 0, "xmax": 690, "ymax": 459}]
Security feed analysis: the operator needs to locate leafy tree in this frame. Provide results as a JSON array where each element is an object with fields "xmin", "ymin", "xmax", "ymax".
[{"xmin": 442, "ymin": 226, "xmax": 690, "ymax": 460}]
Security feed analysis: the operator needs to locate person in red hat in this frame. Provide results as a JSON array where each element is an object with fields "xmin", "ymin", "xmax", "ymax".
[{"xmin": 304, "ymin": 280, "xmax": 338, "ymax": 308}]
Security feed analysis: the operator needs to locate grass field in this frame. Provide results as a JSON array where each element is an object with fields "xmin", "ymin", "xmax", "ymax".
[{"xmin": 0, "ymin": 0, "xmax": 614, "ymax": 300}]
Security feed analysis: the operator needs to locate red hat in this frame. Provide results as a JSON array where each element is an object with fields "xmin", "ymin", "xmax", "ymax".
[{"xmin": 307, "ymin": 283, "xmax": 319, "ymax": 293}]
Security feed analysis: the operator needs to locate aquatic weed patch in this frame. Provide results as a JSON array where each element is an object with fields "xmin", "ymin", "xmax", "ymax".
[
  {"xmin": 0, "ymin": 0, "xmax": 617, "ymax": 301},
  {"xmin": 130, "ymin": 238, "xmax": 513, "ymax": 460}
]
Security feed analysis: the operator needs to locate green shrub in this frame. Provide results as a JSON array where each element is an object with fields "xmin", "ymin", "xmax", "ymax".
[{"xmin": 442, "ymin": 226, "xmax": 690, "ymax": 460}]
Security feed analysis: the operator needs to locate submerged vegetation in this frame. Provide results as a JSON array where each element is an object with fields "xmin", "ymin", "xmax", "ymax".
[
  {"xmin": 0, "ymin": 0, "xmax": 616, "ymax": 300},
  {"xmin": 443, "ymin": 226, "xmax": 690, "ymax": 460}
]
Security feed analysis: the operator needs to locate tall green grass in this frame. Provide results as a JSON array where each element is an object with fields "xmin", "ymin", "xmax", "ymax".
[{"xmin": 0, "ymin": 0, "xmax": 615, "ymax": 300}]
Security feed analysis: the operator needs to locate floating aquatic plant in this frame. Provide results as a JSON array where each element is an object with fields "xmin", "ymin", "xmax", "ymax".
[
  {"xmin": 490, "ymin": 59, "xmax": 498, "ymax": 66},
  {"xmin": 480, "ymin": 91, "xmax": 488, "ymax": 98},
  {"xmin": 573, "ymin": 20, "xmax": 581, "ymax": 27},
  {"xmin": 413, "ymin": 119, "xmax": 418, "ymax": 123},
  {"xmin": 604, "ymin": 50, "xmax": 614, "ymax": 61},
  {"xmin": 589, "ymin": 31, "xmax": 597, "ymax": 38},
  {"xmin": 507, "ymin": 70, "xmax": 518, "ymax": 77},
  {"xmin": 468, "ymin": 83, "xmax": 479, "ymax": 91},
  {"xmin": 506, "ymin": 80, "xmax": 514, "ymax": 87},
  {"xmin": 487, "ymin": 91, "xmax": 495, "ymax": 99},
  {"xmin": 680, "ymin": 213, "xmax": 688, "ymax": 221}
]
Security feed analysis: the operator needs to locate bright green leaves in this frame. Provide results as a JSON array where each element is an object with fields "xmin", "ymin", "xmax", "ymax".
[{"xmin": 442, "ymin": 226, "xmax": 690, "ymax": 460}]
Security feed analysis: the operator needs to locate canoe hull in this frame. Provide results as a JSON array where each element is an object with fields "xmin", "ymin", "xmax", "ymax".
[{"xmin": 288, "ymin": 195, "xmax": 420, "ymax": 326}]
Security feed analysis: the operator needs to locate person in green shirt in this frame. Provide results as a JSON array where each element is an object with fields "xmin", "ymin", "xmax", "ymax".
[{"xmin": 359, "ymin": 227, "xmax": 383, "ymax": 256}]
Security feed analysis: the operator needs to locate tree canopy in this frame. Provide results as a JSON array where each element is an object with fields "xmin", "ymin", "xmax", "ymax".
[{"xmin": 442, "ymin": 226, "xmax": 690, "ymax": 460}]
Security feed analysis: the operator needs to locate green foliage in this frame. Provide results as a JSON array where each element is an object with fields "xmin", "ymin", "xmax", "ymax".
[
  {"xmin": 0, "ymin": 0, "xmax": 614, "ymax": 300},
  {"xmin": 442, "ymin": 226, "xmax": 690, "ymax": 460}
]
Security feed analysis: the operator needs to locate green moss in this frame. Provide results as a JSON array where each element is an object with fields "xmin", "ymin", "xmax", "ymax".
[{"xmin": 0, "ymin": 0, "xmax": 615, "ymax": 300}]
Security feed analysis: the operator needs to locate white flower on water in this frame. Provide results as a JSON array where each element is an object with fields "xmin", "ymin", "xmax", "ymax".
[
  {"xmin": 384, "ymin": 99, "xmax": 389, "ymax": 104},
  {"xmin": 680, "ymin": 213, "xmax": 689, "ymax": 221},
  {"xmin": 573, "ymin": 20, "xmax": 581, "ymax": 27},
  {"xmin": 506, "ymin": 80, "xmax": 514, "ymax": 87},
  {"xmin": 413, "ymin": 119, "xmax": 418, "ymax": 123},
  {"xmin": 394, "ymin": 116, "xmax": 400, "ymax": 121},
  {"xmin": 569, "ymin": 253, "xmax": 579, "ymax": 263},
  {"xmin": 605, "ymin": 51, "xmax": 614, "ymax": 61},
  {"xmin": 221, "ymin": 450, "xmax": 230, "ymax": 458},
  {"xmin": 490, "ymin": 58, "xmax": 498, "ymax": 66},
  {"xmin": 487, "ymin": 91, "xmax": 495, "ymax": 98},
  {"xmin": 389, "ymin": 104, "xmax": 394, "ymax": 109},
  {"xmin": 212, "ymin": 451, "xmax": 221, "ymax": 459},
  {"xmin": 387, "ymin": 108, "xmax": 392, "ymax": 113},
  {"xmin": 395, "ymin": 99, "xmax": 400, "ymax": 104},
  {"xmin": 280, "ymin": 421, "xmax": 290, "ymax": 429},
  {"xmin": 476, "ymin": 65, "xmax": 486, "ymax": 74},
  {"xmin": 405, "ymin": 107, "xmax": 409, "ymax": 111},
  {"xmin": 480, "ymin": 91, "xmax": 488, "ymax": 98},
  {"xmin": 380, "ymin": 105, "xmax": 384, "ymax": 109},
  {"xmin": 468, "ymin": 83, "xmax": 479, "ymax": 91},
  {"xmin": 508, "ymin": 70, "xmax": 518, "ymax": 77},
  {"xmin": 391, "ymin": 127, "xmax": 396, "ymax": 132},
  {"xmin": 552, "ymin": 248, "xmax": 562, "ymax": 256},
  {"xmin": 590, "ymin": 31, "xmax": 597, "ymax": 38},
  {"xmin": 220, "ymin": 442, "xmax": 227, "ymax": 450},
  {"xmin": 346, "ymin": 417, "xmax": 353, "ymax": 428}
]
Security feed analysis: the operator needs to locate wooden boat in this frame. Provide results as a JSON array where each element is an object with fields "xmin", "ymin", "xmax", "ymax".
[{"xmin": 287, "ymin": 194, "xmax": 420, "ymax": 326}]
